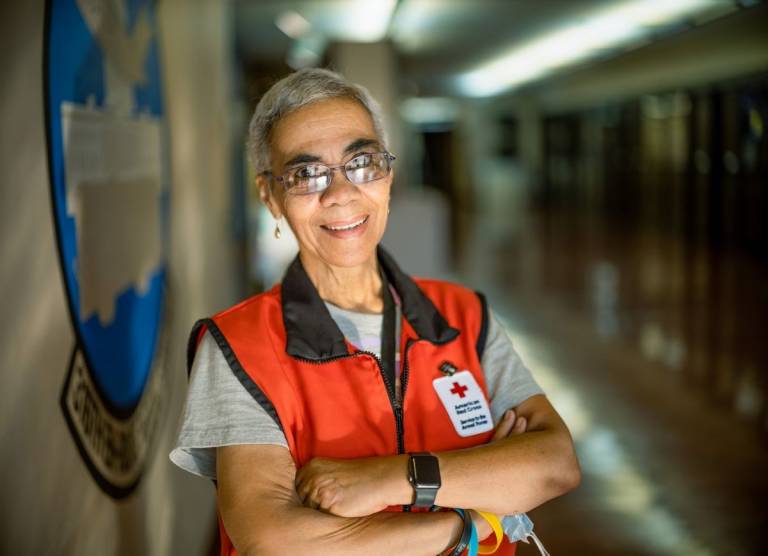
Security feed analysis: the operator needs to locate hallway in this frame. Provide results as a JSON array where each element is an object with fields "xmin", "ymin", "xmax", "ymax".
[
  {"xmin": 458, "ymin": 209, "xmax": 768, "ymax": 555},
  {"xmin": 5, "ymin": 1, "xmax": 768, "ymax": 553}
]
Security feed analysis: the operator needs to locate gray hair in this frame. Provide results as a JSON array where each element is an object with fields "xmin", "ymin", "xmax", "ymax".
[{"xmin": 247, "ymin": 67, "xmax": 388, "ymax": 175}]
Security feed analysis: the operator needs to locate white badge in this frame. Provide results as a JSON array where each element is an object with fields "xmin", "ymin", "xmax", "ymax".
[{"xmin": 433, "ymin": 370, "xmax": 494, "ymax": 437}]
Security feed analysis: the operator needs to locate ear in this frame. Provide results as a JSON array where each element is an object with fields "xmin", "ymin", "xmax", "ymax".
[{"xmin": 256, "ymin": 174, "xmax": 283, "ymax": 219}]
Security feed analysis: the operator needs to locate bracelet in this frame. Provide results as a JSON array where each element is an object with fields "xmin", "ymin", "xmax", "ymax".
[
  {"xmin": 475, "ymin": 511, "xmax": 504, "ymax": 554},
  {"xmin": 446, "ymin": 509, "xmax": 477, "ymax": 556},
  {"xmin": 467, "ymin": 517, "xmax": 479, "ymax": 556}
]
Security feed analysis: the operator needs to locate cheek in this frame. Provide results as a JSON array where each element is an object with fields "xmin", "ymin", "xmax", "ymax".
[
  {"xmin": 282, "ymin": 199, "xmax": 317, "ymax": 237},
  {"xmin": 367, "ymin": 177, "xmax": 391, "ymax": 203}
]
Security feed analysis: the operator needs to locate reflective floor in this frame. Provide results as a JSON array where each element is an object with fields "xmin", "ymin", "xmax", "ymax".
[{"xmin": 457, "ymin": 207, "xmax": 768, "ymax": 556}]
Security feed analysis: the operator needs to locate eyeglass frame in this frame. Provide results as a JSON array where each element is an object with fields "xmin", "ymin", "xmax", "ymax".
[{"xmin": 262, "ymin": 151, "xmax": 396, "ymax": 195}]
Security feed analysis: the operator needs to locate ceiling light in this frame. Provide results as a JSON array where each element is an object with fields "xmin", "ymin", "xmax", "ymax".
[
  {"xmin": 311, "ymin": 0, "xmax": 398, "ymax": 43},
  {"xmin": 339, "ymin": 0, "xmax": 397, "ymax": 42},
  {"xmin": 457, "ymin": 0, "xmax": 725, "ymax": 97},
  {"xmin": 275, "ymin": 10, "xmax": 311, "ymax": 39}
]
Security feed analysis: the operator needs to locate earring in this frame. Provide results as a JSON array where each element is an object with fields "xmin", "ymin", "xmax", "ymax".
[{"xmin": 274, "ymin": 218, "xmax": 282, "ymax": 239}]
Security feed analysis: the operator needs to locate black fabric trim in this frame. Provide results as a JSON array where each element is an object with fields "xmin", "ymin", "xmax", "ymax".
[
  {"xmin": 379, "ymin": 267, "xmax": 397, "ymax": 404},
  {"xmin": 190, "ymin": 318, "xmax": 285, "ymax": 434},
  {"xmin": 475, "ymin": 291, "xmax": 490, "ymax": 361},
  {"xmin": 377, "ymin": 246, "xmax": 460, "ymax": 345},
  {"xmin": 186, "ymin": 319, "xmax": 208, "ymax": 377},
  {"xmin": 279, "ymin": 245, "xmax": 459, "ymax": 361},
  {"xmin": 281, "ymin": 256, "xmax": 350, "ymax": 360}
]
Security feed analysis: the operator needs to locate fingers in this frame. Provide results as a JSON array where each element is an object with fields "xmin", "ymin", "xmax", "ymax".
[
  {"xmin": 297, "ymin": 479, "xmax": 322, "ymax": 508},
  {"xmin": 491, "ymin": 409, "xmax": 516, "ymax": 441},
  {"xmin": 492, "ymin": 409, "xmax": 528, "ymax": 441},
  {"xmin": 295, "ymin": 460, "xmax": 322, "ymax": 505},
  {"xmin": 512, "ymin": 416, "xmax": 527, "ymax": 435},
  {"xmin": 295, "ymin": 477, "xmax": 310, "ymax": 505},
  {"xmin": 296, "ymin": 470, "xmax": 339, "ymax": 511},
  {"xmin": 306, "ymin": 482, "xmax": 339, "ymax": 512},
  {"xmin": 295, "ymin": 471, "xmax": 320, "ymax": 506}
]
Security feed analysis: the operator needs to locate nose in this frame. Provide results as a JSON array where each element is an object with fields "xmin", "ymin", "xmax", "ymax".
[{"xmin": 319, "ymin": 167, "xmax": 359, "ymax": 207}]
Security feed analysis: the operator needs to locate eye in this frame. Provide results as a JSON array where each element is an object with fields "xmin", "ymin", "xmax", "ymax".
[
  {"xmin": 295, "ymin": 164, "xmax": 324, "ymax": 179},
  {"xmin": 347, "ymin": 153, "xmax": 374, "ymax": 170}
]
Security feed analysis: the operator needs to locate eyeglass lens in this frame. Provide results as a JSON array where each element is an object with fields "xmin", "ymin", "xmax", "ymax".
[{"xmin": 286, "ymin": 152, "xmax": 392, "ymax": 194}]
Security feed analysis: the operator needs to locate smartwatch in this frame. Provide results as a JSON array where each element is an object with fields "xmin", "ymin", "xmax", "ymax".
[{"xmin": 407, "ymin": 452, "xmax": 441, "ymax": 508}]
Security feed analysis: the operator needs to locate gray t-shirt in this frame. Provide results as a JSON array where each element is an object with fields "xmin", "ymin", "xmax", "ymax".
[{"xmin": 170, "ymin": 304, "xmax": 543, "ymax": 480}]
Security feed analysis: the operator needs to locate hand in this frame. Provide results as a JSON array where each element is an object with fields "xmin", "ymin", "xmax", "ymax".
[
  {"xmin": 295, "ymin": 455, "xmax": 408, "ymax": 517},
  {"xmin": 491, "ymin": 408, "xmax": 527, "ymax": 441}
]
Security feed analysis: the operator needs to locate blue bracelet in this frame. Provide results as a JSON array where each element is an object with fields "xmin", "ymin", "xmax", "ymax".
[{"xmin": 467, "ymin": 516, "xmax": 479, "ymax": 556}]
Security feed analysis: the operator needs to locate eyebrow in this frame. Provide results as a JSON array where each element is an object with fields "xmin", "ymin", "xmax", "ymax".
[
  {"xmin": 343, "ymin": 138, "xmax": 381, "ymax": 155},
  {"xmin": 282, "ymin": 138, "xmax": 382, "ymax": 169},
  {"xmin": 282, "ymin": 153, "xmax": 322, "ymax": 168}
]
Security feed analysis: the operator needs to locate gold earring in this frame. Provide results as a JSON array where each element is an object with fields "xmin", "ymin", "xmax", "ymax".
[{"xmin": 274, "ymin": 219, "xmax": 281, "ymax": 239}]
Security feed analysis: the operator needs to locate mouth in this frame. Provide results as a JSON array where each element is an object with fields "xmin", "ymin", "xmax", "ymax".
[{"xmin": 320, "ymin": 215, "xmax": 369, "ymax": 232}]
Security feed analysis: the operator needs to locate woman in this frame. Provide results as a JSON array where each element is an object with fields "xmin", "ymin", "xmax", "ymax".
[{"xmin": 171, "ymin": 68, "xmax": 580, "ymax": 556}]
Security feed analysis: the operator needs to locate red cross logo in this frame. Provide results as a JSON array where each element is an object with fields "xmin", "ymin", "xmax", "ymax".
[{"xmin": 450, "ymin": 381, "xmax": 468, "ymax": 398}]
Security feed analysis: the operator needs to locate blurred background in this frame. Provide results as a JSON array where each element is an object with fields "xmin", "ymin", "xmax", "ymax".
[{"xmin": 2, "ymin": 0, "xmax": 767, "ymax": 554}]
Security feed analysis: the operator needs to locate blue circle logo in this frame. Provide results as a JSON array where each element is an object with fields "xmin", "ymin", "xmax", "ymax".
[{"xmin": 45, "ymin": 0, "xmax": 168, "ymax": 497}]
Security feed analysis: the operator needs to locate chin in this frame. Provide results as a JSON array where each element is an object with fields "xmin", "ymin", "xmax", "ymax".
[
  {"xmin": 310, "ymin": 229, "xmax": 382, "ymax": 268},
  {"xmin": 318, "ymin": 242, "xmax": 378, "ymax": 268}
]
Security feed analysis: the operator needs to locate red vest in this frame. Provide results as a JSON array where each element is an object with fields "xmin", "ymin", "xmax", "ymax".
[{"xmin": 188, "ymin": 247, "xmax": 516, "ymax": 556}]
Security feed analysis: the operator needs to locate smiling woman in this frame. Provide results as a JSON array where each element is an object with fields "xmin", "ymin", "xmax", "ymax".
[
  {"xmin": 170, "ymin": 68, "xmax": 580, "ymax": 556},
  {"xmin": 259, "ymin": 96, "xmax": 393, "ymax": 290}
]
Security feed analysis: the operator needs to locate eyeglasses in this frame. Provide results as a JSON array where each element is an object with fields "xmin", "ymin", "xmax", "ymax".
[{"xmin": 267, "ymin": 151, "xmax": 396, "ymax": 195}]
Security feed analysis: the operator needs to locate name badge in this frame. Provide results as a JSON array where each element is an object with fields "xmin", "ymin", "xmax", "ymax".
[{"xmin": 433, "ymin": 370, "xmax": 493, "ymax": 437}]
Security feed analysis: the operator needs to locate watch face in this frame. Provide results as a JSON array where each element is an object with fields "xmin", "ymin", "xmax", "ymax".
[{"xmin": 412, "ymin": 455, "xmax": 441, "ymax": 488}]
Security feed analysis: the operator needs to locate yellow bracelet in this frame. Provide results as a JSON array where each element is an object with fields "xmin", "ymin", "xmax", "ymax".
[{"xmin": 475, "ymin": 511, "xmax": 504, "ymax": 554}]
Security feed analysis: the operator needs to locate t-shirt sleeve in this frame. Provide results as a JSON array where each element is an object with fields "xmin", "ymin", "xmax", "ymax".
[
  {"xmin": 169, "ymin": 330, "xmax": 289, "ymax": 480},
  {"xmin": 481, "ymin": 307, "xmax": 545, "ymax": 424}
]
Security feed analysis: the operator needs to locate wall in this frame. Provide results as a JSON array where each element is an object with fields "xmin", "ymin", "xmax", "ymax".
[
  {"xmin": 328, "ymin": 41, "xmax": 403, "ymax": 168},
  {"xmin": 0, "ymin": 0, "xmax": 240, "ymax": 553}
]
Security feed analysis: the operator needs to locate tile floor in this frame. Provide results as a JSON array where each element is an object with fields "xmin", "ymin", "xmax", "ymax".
[{"xmin": 457, "ymin": 207, "xmax": 768, "ymax": 556}]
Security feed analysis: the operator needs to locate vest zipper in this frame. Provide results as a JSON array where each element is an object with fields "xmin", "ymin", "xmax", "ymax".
[
  {"xmin": 398, "ymin": 338, "xmax": 417, "ymax": 447},
  {"xmin": 398, "ymin": 338, "xmax": 419, "ymax": 512}
]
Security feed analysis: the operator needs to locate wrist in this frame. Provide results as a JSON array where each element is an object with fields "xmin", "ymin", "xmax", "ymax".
[
  {"xmin": 383, "ymin": 454, "xmax": 413, "ymax": 506},
  {"xmin": 436, "ymin": 510, "xmax": 465, "ymax": 556}
]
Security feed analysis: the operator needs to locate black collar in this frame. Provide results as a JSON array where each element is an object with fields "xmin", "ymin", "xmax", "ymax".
[{"xmin": 281, "ymin": 245, "xmax": 459, "ymax": 361}]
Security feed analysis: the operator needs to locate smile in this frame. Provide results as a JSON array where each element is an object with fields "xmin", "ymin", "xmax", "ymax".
[{"xmin": 321, "ymin": 215, "xmax": 369, "ymax": 231}]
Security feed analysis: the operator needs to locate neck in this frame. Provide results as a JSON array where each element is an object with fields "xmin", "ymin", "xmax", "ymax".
[{"xmin": 299, "ymin": 251, "xmax": 384, "ymax": 314}]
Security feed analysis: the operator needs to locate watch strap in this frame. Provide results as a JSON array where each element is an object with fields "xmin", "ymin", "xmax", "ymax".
[{"xmin": 414, "ymin": 485, "xmax": 439, "ymax": 507}]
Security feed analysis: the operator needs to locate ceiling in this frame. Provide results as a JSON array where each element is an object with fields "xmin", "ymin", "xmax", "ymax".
[{"xmin": 233, "ymin": 0, "xmax": 753, "ymax": 98}]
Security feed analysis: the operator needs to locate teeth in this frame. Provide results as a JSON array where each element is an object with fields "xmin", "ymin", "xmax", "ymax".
[{"xmin": 325, "ymin": 216, "xmax": 367, "ymax": 231}]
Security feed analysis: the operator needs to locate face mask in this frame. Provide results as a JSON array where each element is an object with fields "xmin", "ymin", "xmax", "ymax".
[{"xmin": 501, "ymin": 513, "xmax": 550, "ymax": 556}]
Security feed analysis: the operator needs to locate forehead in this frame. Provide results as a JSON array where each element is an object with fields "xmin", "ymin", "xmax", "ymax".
[{"xmin": 270, "ymin": 97, "xmax": 378, "ymax": 164}]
